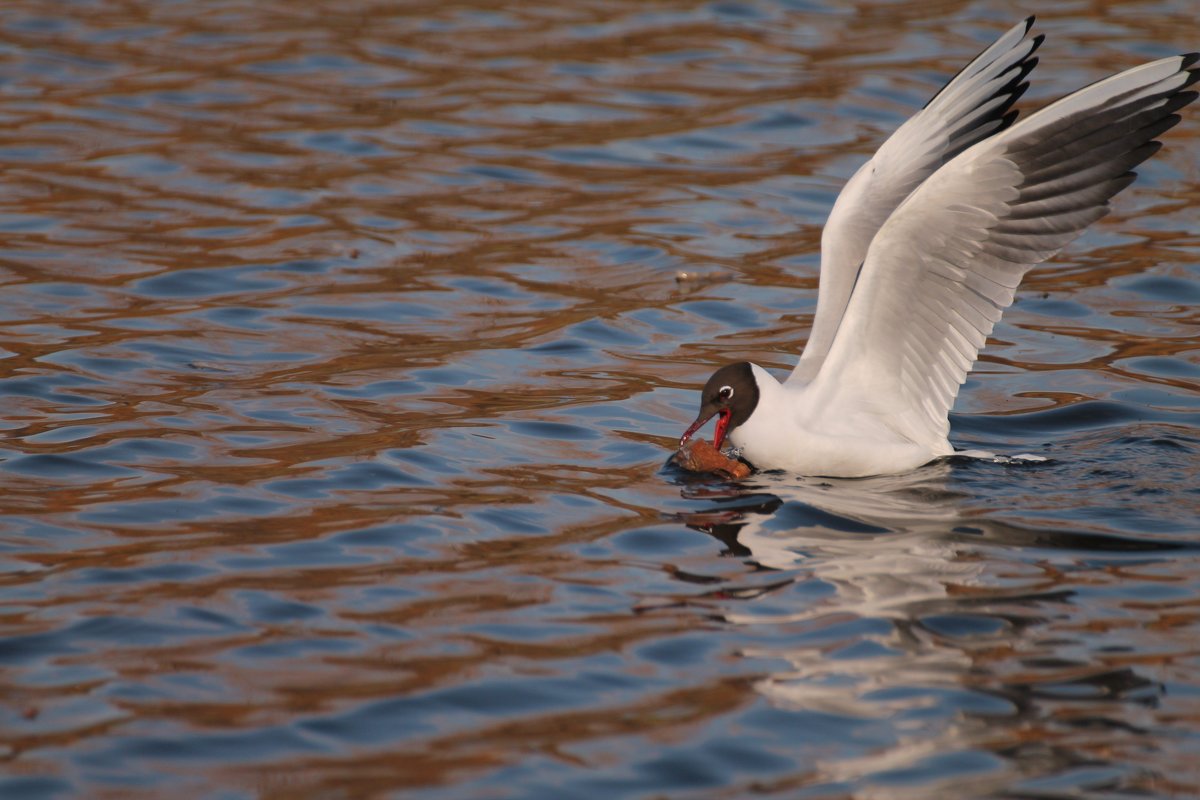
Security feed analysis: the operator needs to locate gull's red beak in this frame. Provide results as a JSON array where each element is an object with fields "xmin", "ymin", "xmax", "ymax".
[
  {"xmin": 680, "ymin": 407, "xmax": 732, "ymax": 449},
  {"xmin": 712, "ymin": 408, "xmax": 732, "ymax": 449}
]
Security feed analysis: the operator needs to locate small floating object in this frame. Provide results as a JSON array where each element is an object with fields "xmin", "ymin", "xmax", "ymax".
[
  {"xmin": 675, "ymin": 270, "xmax": 732, "ymax": 286},
  {"xmin": 673, "ymin": 437, "xmax": 752, "ymax": 479}
]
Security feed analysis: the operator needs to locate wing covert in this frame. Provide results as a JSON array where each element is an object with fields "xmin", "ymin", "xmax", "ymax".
[{"xmin": 789, "ymin": 18, "xmax": 1043, "ymax": 384}]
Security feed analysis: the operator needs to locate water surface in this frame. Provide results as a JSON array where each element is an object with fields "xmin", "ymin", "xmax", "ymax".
[{"xmin": 2, "ymin": 1, "xmax": 1200, "ymax": 797}]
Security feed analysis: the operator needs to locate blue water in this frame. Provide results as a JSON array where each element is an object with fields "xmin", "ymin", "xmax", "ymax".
[{"xmin": 1, "ymin": 1, "xmax": 1200, "ymax": 797}]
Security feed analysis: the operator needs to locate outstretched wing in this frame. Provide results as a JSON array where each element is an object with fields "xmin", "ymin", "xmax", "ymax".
[
  {"xmin": 805, "ymin": 54, "xmax": 1200, "ymax": 447},
  {"xmin": 789, "ymin": 18, "xmax": 1042, "ymax": 384}
]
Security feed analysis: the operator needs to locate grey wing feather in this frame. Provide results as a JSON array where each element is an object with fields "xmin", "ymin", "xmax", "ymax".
[{"xmin": 807, "ymin": 54, "xmax": 1200, "ymax": 446}]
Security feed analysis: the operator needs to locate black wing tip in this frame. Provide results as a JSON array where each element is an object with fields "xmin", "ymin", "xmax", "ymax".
[
  {"xmin": 1169, "ymin": 91, "xmax": 1198, "ymax": 113},
  {"xmin": 1132, "ymin": 139, "xmax": 1167, "ymax": 167},
  {"xmin": 1180, "ymin": 52, "xmax": 1199, "ymax": 70},
  {"xmin": 922, "ymin": 19, "xmax": 1043, "ymax": 111},
  {"xmin": 1015, "ymin": 55, "xmax": 1040, "ymax": 84},
  {"xmin": 1107, "ymin": 172, "xmax": 1139, "ymax": 197},
  {"xmin": 1148, "ymin": 116, "xmax": 1183, "ymax": 149},
  {"xmin": 1008, "ymin": 80, "xmax": 1031, "ymax": 106},
  {"xmin": 1180, "ymin": 61, "xmax": 1200, "ymax": 91},
  {"xmin": 989, "ymin": 62, "xmax": 1037, "ymax": 131}
]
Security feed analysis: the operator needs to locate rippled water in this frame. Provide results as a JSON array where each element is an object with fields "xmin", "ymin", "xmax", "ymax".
[{"xmin": 2, "ymin": 1, "xmax": 1200, "ymax": 797}]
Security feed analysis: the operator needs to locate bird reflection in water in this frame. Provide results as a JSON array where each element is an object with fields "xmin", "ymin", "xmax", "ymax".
[{"xmin": 666, "ymin": 464, "xmax": 1177, "ymax": 793}]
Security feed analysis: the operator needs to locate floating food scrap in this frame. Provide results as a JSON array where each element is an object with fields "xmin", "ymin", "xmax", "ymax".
[{"xmin": 672, "ymin": 438, "xmax": 752, "ymax": 479}]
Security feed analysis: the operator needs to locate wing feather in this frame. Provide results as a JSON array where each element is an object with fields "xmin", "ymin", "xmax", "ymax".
[
  {"xmin": 807, "ymin": 53, "xmax": 1200, "ymax": 446},
  {"xmin": 788, "ymin": 18, "xmax": 1043, "ymax": 384}
]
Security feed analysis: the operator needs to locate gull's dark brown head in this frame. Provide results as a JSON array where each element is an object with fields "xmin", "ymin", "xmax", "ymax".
[{"xmin": 680, "ymin": 362, "xmax": 760, "ymax": 450}]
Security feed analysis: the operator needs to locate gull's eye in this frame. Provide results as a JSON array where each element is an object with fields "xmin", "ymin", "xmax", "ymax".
[{"xmin": 718, "ymin": 385, "xmax": 733, "ymax": 401}]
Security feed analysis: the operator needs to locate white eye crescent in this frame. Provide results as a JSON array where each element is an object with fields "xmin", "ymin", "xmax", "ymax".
[{"xmin": 719, "ymin": 385, "xmax": 734, "ymax": 400}]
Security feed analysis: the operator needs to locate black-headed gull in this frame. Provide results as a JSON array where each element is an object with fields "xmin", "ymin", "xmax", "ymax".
[{"xmin": 681, "ymin": 18, "xmax": 1198, "ymax": 477}]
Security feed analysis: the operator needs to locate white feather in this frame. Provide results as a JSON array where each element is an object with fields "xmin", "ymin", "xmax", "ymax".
[{"xmin": 790, "ymin": 18, "xmax": 1041, "ymax": 384}]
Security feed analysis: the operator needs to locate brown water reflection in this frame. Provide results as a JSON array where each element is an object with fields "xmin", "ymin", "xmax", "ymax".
[{"xmin": 2, "ymin": 1, "xmax": 1200, "ymax": 797}]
